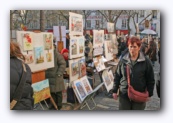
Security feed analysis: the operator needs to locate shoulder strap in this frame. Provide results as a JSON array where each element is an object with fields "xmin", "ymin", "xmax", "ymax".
[
  {"xmin": 126, "ymin": 65, "xmax": 131, "ymax": 85},
  {"xmin": 10, "ymin": 62, "xmax": 27, "ymax": 110}
]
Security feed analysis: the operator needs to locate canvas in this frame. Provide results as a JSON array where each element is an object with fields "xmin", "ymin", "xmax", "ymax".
[
  {"xmin": 69, "ymin": 12, "xmax": 83, "ymax": 36},
  {"xmin": 32, "ymin": 79, "xmax": 51, "ymax": 104},
  {"xmin": 93, "ymin": 30, "xmax": 104, "ymax": 48},
  {"xmin": 104, "ymin": 40, "xmax": 113, "ymax": 61}
]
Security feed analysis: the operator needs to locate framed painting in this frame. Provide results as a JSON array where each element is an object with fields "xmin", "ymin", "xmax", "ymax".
[
  {"xmin": 107, "ymin": 22, "xmax": 114, "ymax": 33},
  {"xmin": 69, "ymin": 59, "xmax": 80, "ymax": 82},
  {"xmin": 32, "ymin": 79, "xmax": 51, "ymax": 104},
  {"xmin": 104, "ymin": 40, "xmax": 113, "ymax": 61},
  {"xmin": 78, "ymin": 57, "xmax": 86, "ymax": 78},
  {"xmin": 102, "ymin": 69, "xmax": 114, "ymax": 92},
  {"xmin": 69, "ymin": 12, "xmax": 83, "ymax": 36},
  {"xmin": 22, "ymin": 33, "xmax": 33, "ymax": 51},
  {"xmin": 43, "ymin": 33, "xmax": 53, "ymax": 50},
  {"xmin": 93, "ymin": 30, "xmax": 104, "ymax": 48},
  {"xmin": 34, "ymin": 46, "xmax": 44, "ymax": 64}
]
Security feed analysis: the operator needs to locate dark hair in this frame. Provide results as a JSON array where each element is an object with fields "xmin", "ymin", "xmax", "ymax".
[
  {"xmin": 10, "ymin": 41, "xmax": 25, "ymax": 61},
  {"xmin": 127, "ymin": 36, "xmax": 141, "ymax": 47}
]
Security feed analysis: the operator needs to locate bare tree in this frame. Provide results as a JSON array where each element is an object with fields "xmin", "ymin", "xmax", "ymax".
[{"xmin": 40, "ymin": 10, "xmax": 45, "ymax": 32}]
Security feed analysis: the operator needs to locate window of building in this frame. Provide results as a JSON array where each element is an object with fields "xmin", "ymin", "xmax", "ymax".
[
  {"xmin": 139, "ymin": 10, "xmax": 145, "ymax": 17},
  {"xmin": 121, "ymin": 19, "xmax": 126, "ymax": 28},
  {"xmin": 152, "ymin": 10, "xmax": 157, "ymax": 19},
  {"xmin": 86, "ymin": 20, "xmax": 91, "ymax": 28}
]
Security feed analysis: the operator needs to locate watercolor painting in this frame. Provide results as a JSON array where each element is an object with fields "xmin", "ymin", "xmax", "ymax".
[
  {"xmin": 32, "ymin": 79, "xmax": 51, "ymax": 104},
  {"xmin": 43, "ymin": 33, "xmax": 53, "ymax": 50},
  {"xmin": 34, "ymin": 47, "xmax": 44, "ymax": 64},
  {"xmin": 46, "ymin": 52, "xmax": 52, "ymax": 62},
  {"xmin": 69, "ymin": 59, "xmax": 79, "ymax": 82},
  {"xmin": 104, "ymin": 40, "xmax": 113, "ymax": 61},
  {"xmin": 93, "ymin": 30, "xmax": 104, "ymax": 48},
  {"xmin": 69, "ymin": 37, "xmax": 78, "ymax": 59},
  {"xmin": 22, "ymin": 33, "xmax": 33, "ymax": 51},
  {"xmin": 78, "ymin": 57, "xmax": 86, "ymax": 78},
  {"xmin": 24, "ymin": 53, "xmax": 34, "ymax": 64},
  {"xmin": 93, "ymin": 56, "xmax": 106, "ymax": 72},
  {"xmin": 69, "ymin": 12, "xmax": 83, "ymax": 35},
  {"xmin": 78, "ymin": 36, "xmax": 85, "ymax": 57},
  {"xmin": 81, "ymin": 76, "xmax": 93, "ymax": 95},
  {"xmin": 107, "ymin": 22, "xmax": 114, "ymax": 32}
]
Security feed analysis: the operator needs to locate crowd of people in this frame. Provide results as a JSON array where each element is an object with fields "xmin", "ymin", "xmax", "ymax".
[{"xmin": 10, "ymin": 32, "xmax": 160, "ymax": 110}]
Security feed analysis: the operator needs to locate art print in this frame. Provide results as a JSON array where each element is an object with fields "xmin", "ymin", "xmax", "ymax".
[
  {"xmin": 107, "ymin": 22, "xmax": 114, "ymax": 32},
  {"xmin": 24, "ymin": 53, "xmax": 34, "ymax": 64},
  {"xmin": 80, "ymin": 76, "xmax": 93, "ymax": 95},
  {"xmin": 78, "ymin": 57, "xmax": 86, "ymax": 78},
  {"xmin": 32, "ymin": 79, "xmax": 51, "ymax": 104},
  {"xmin": 104, "ymin": 41, "xmax": 113, "ymax": 61},
  {"xmin": 69, "ymin": 12, "xmax": 83, "ymax": 35},
  {"xmin": 78, "ymin": 36, "xmax": 85, "ymax": 57},
  {"xmin": 46, "ymin": 52, "xmax": 52, "ymax": 62},
  {"xmin": 102, "ymin": 69, "xmax": 114, "ymax": 92},
  {"xmin": 43, "ymin": 33, "xmax": 53, "ymax": 50},
  {"xmin": 93, "ymin": 30, "xmax": 104, "ymax": 48},
  {"xmin": 69, "ymin": 59, "xmax": 79, "ymax": 82},
  {"xmin": 34, "ymin": 47, "xmax": 44, "ymax": 64},
  {"xmin": 93, "ymin": 47, "xmax": 103, "ymax": 56},
  {"xmin": 22, "ymin": 33, "xmax": 33, "ymax": 51},
  {"xmin": 110, "ymin": 34, "xmax": 118, "ymax": 55}
]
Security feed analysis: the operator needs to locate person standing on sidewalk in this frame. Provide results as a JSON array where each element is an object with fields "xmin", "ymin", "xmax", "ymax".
[
  {"xmin": 112, "ymin": 36, "xmax": 155, "ymax": 110},
  {"xmin": 46, "ymin": 42, "xmax": 66, "ymax": 110}
]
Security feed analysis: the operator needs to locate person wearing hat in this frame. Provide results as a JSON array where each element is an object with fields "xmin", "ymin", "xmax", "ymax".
[{"xmin": 61, "ymin": 48, "xmax": 69, "ymax": 67}]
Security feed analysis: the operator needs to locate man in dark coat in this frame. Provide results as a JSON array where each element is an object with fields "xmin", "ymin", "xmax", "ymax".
[
  {"xmin": 112, "ymin": 36, "xmax": 155, "ymax": 110},
  {"xmin": 46, "ymin": 48, "xmax": 66, "ymax": 110}
]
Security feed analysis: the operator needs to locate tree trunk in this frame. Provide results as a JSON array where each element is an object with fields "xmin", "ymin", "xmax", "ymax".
[{"xmin": 40, "ymin": 10, "xmax": 45, "ymax": 32}]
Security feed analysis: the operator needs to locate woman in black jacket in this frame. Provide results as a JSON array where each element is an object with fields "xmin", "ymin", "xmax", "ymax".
[{"xmin": 10, "ymin": 41, "xmax": 34, "ymax": 110}]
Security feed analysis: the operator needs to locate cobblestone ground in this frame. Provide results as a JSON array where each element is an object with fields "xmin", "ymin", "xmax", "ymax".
[{"xmin": 80, "ymin": 60, "xmax": 160, "ymax": 111}]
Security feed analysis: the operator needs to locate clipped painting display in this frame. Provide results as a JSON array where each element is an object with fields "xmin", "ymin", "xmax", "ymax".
[
  {"xmin": 16, "ymin": 31, "xmax": 54, "ymax": 72},
  {"xmin": 93, "ymin": 30, "xmax": 104, "ymax": 48},
  {"xmin": 107, "ymin": 22, "xmax": 114, "ymax": 33},
  {"xmin": 104, "ymin": 40, "xmax": 113, "ymax": 61},
  {"xmin": 32, "ymin": 79, "xmax": 51, "ymax": 104},
  {"xmin": 102, "ymin": 69, "xmax": 114, "ymax": 92},
  {"xmin": 69, "ymin": 12, "xmax": 83, "ymax": 36}
]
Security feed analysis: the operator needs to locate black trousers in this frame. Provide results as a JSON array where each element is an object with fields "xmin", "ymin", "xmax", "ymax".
[
  {"xmin": 51, "ymin": 91, "xmax": 62, "ymax": 109},
  {"xmin": 119, "ymin": 95, "xmax": 146, "ymax": 110}
]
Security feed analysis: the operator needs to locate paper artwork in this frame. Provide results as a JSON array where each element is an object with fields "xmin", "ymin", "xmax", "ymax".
[
  {"xmin": 104, "ymin": 40, "xmax": 113, "ymax": 61},
  {"xmin": 93, "ymin": 30, "xmax": 104, "ymax": 48},
  {"xmin": 34, "ymin": 47, "xmax": 44, "ymax": 64},
  {"xmin": 107, "ymin": 22, "xmax": 114, "ymax": 32},
  {"xmin": 80, "ymin": 76, "xmax": 93, "ymax": 95},
  {"xmin": 24, "ymin": 53, "xmax": 34, "ymax": 64},
  {"xmin": 93, "ymin": 47, "xmax": 103, "ymax": 56},
  {"xmin": 69, "ymin": 59, "xmax": 79, "ymax": 82},
  {"xmin": 78, "ymin": 57, "xmax": 86, "ymax": 78},
  {"xmin": 46, "ymin": 52, "xmax": 52, "ymax": 62},
  {"xmin": 22, "ymin": 33, "xmax": 33, "ymax": 51},
  {"xmin": 43, "ymin": 33, "xmax": 53, "ymax": 50},
  {"xmin": 69, "ymin": 12, "xmax": 83, "ymax": 35},
  {"xmin": 93, "ymin": 56, "xmax": 106, "ymax": 72}
]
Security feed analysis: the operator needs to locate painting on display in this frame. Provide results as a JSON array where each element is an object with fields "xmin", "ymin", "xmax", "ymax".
[
  {"xmin": 69, "ymin": 36, "xmax": 78, "ymax": 59},
  {"xmin": 24, "ymin": 53, "xmax": 34, "ymax": 64},
  {"xmin": 22, "ymin": 33, "xmax": 33, "ymax": 51},
  {"xmin": 110, "ymin": 34, "xmax": 118, "ymax": 55},
  {"xmin": 93, "ymin": 47, "xmax": 103, "ymax": 56},
  {"xmin": 78, "ymin": 57, "xmax": 86, "ymax": 78},
  {"xmin": 78, "ymin": 36, "xmax": 85, "ymax": 57},
  {"xmin": 107, "ymin": 22, "xmax": 114, "ymax": 33},
  {"xmin": 69, "ymin": 59, "xmax": 79, "ymax": 82},
  {"xmin": 43, "ymin": 33, "xmax": 53, "ymax": 50},
  {"xmin": 93, "ymin": 56, "xmax": 106, "ymax": 72},
  {"xmin": 102, "ymin": 69, "xmax": 114, "ymax": 92},
  {"xmin": 32, "ymin": 79, "xmax": 51, "ymax": 104},
  {"xmin": 93, "ymin": 30, "xmax": 104, "ymax": 48},
  {"xmin": 46, "ymin": 52, "xmax": 52, "ymax": 62},
  {"xmin": 104, "ymin": 40, "xmax": 113, "ymax": 61},
  {"xmin": 69, "ymin": 12, "xmax": 83, "ymax": 35},
  {"xmin": 34, "ymin": 47, "xmax": 44, "ymax": 64},
  {"xmin": 80, "ymin": 76, "xmax": 93, "ymax": 95}
]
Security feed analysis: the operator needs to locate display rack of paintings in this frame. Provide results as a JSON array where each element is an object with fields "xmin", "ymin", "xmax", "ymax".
[
  {"xmin": 16, "ymin": 31, "xmax": 54, "ymax": 72},
  {"xmin": 107, "ymin": 22, "xmax": 114, "ymax": 33},
  {"xmin": 102, "ymin": 69, "xmax": 114, "ymax": 92},
  {"xmin": 104, "ymin": 40, "xmax": 113, "ymax": 61},
  {"xmin": 93, "ymin": 30, "xmax": 104, "ymax": 48},
  {"xmin": 69, "ymin": 12, "xmax": 83, "ymax": 36}
]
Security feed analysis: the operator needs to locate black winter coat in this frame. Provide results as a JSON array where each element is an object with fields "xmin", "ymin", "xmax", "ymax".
[{"xmin": 10, "ymin": 57, "xmax": 34, "ymax": 110}]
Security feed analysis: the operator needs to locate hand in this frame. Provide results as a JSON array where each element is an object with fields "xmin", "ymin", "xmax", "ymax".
[{"xmin": 112, "ymin": 93, "xmax": 118, "ymax": 100}]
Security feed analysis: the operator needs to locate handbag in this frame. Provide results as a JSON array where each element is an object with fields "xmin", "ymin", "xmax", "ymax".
[
  {"xmin": 126, "ymin": 65, "xmax": 149, "ymax": 103},
  {"xmin": 10, "ymin": 62, "xmax": 27, "ymax": 109}
]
